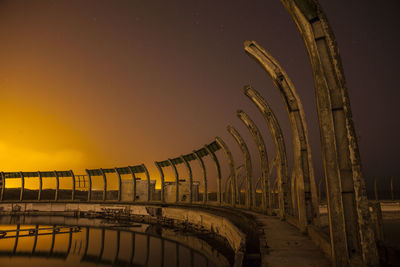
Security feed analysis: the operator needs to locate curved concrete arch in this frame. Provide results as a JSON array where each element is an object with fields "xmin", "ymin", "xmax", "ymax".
[
  {"xmin": 0, "ymin": 172, "xmax": 4, "ymax": 201},
  {"xmin": 99, "ymin": 169, "xmax": 107, "ymax": 201},
  {"xmin": 227, "ymin": 125, "xmax": 253, "ymax": 209},
  {"xmin": 244, "ymin": 40, "xmax": 319, "ymax": 227},
  {"xmin": 53, "ymin": 171, "xmax": 60, "ymax": 201},
  {"xmin": 168, "ymin": 158, "xmax": 179, "ymax": 203},
  {"xmin": 114, "ymin": 168, "xmax": 122, "ymax": 201},
  {"xmin": 85, "ymin": 169, "xmax": 92, "ymax": 202},
  {"xmin": 128, "ymin": 166, "xmax": 137, "ymax": 202},
  {"xmin": 141, "ymin": 164, "xmax": 151, "ymax": 201},
  {"xmin": 237, "ymin": 110, "xmax": 270, "ymax": 213},
  {"xmin": 155, "ymin": 162, "xmax": 165, "ymax": 202},
  {"xmin": 204, "ymin": 144, "xmax": 222, "ymax": 204},
  {"xmin": 70, "ymin": 170, "xmax": 76, "ymax": 201},
  {"xmin": 215, "ymin": 137, "xmax": 237, "ymax": 206},
  {"xmin": 193, "ymin": 150, "xmax": 207, "ymax": 203},
  {"xmin": 180, "ymin": 155, "xmax": 193, "ymax": 203},
  {"xmin": 280, "ymin": 1, "xmax": 378, "ymax": 264},
  {"xmin": 243, "ymin": 85, "xmax": 290, "ymax": 219},
  {"xmin": 19, "ymin": 172, "xmax": 24, "ymax": 201},
  {"xmin": 37, "ymin": 172, "xmax": 43, "ymax": 201}
]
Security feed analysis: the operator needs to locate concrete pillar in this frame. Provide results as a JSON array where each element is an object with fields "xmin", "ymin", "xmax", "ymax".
[
  {"xmin": 142, "ymin": 164, "xmax": 151, "ymax": 201},
  {"xmin": 100, "ymin": 168, "xmax": 107, "ymax": 201},
  {"xmin": 114, "ymin": 168, "xmax": 122, "ymax": 201},
  {"xmin": 204, "ymin": 144, "xmax": 222, "ymax": 204},
  {"xmin": 53, "ymin": 171, "xmax": 59, "ymax": 201},
  {"xmin": 238, "ymin": 110, "xmax": 270, "ymax": 213},
  {"xmin": 280, "ymin": 0, "xmax": 379, "ymax": 265},
  {"xmin": 181, "ymin": 155, "xmax": 193, "ymax": 203},
  {"xmin": 37, "ymin": 172, "xmax": 42, "ymax": 201},
  {"xmin": 85, "ymin": 169, "xmax": 92, "ymax": 202},
  {"xmin": 19, "ymin": 172, "xmax": 24, "ymax": 201},
  {"xmin": 155, "ymin": 162, "xmax": 165, "ymax": 202},
  {"xmin": 216, "ymin": 137, "xmax": 237, "ymax": 206},
  {"xmin": 193, "ymin": 150, "xmax": 207, "ymax": 203},
  {"xmin": 168, "ymin": 158, "xmax": 179, "ymax": 203},
  {"xmin": 0, "ymin": 172, "xmax": 4, "ymax": 201},
  {"xmin": 227, "ymin": 125, "xmax": 254, "ymax": 209},
  {"xmin": 244, "ymin": 85, "xmax": 290, "ymax": 218},
  {"xmin": 128, "ymin": 166, "xmax": 137, "ymax": 202},
  {"xmin": 244, "ymin": 40, "xmax": 319, "ymax": 228},
  {"xmin": 70, "ymin": 170, "xmax": 76, "ymax": 201}
]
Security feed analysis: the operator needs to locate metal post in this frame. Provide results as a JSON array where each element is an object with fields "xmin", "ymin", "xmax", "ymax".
[
  {"xmin": 227, "ymin": 125, "xmax": 254, "ymax": 209},
  {"xmin": 19, "ymin": 172, "xmax": 24, "ymax": 201},
  {"xmin": 70, "ymin": 170, "xmax": 76, "ymax": 201},
  {"xmin": 244, "ymin": 85, "xmax": 290, "ymax": 218},
  {"xmin": 85, "ymin": 169, "xmax": 92, "ymax": 202},
  {"xmin": 181, "ymin": 155, "xmax": 193, "ymax": 203},
  {"xmin": 100, "ymin": 168, "xmax": 107, "ymax": 201},
  {"xmin": 142, "ymin": 164, "xmax": 151, "ymax": 201},
  {"xmin": 216, "ymin": 137, "xmax": 237, "ymax": 206},
  {"xmin": 204, "ymin": 144, "xmax": 222, "ymax": 204},
  {"xmin": 168, "ymin": 159, "xmax": 179, "ymax": 203},
  {"xmin": 155, "ymin": 162, "xmax": 165, "ymax": 202},
  {"xmin": 238, "ymin": 110, "xmax": 270, "ymax": 213},
  {"xmin": 128, "ymin": 167, "xmax": 137, "ymax": 202},
  {"xmin": 115, "ymin": 168, "xmax": 122, "ymax": 202},
  {"xmin": 280, "ymin": 0, "xmax": 379, "ymax": 264},
  {"xmin": 54, "ymin": 171, "xmax": 59, "ymax": 201},
  {"xmin": 193, "ymin": 150, "xmax": 207, "ymax": 203}
]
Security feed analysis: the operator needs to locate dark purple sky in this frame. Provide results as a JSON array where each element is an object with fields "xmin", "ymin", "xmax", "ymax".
[{"xmin": 0, "ymin": 0, "xmax": 398, "ymax": 188}]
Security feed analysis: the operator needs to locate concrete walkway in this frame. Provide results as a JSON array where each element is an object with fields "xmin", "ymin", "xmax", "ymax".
[{"xmin": 245, "ymin": 211, "xmax": 331, "ymax": 267}]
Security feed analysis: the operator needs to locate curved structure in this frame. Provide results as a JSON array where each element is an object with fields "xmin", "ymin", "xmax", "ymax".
[
  {"xmin": 168, "ymin": 158, "xmax": 179, "ymax": 202},
  {"xmin": 193, "ymin": 149, "xmax": 207, "ymax": 203},
  {"xmin": 244, "ymin": 40, "xmax": 319, "ymax": 228},
  {"xmin": 181, "ymin": 155, "xmax": 193, "ymax": 203},
  {"xmin": 243, "ymin": 85, "xmax": 290, "ymax": 218},
  {"xmin": 37, "ymin": 171, "xmax": 42, "ymax": 201},
  {"xmin": 227, "ymin": 125, "xmax": 253, "ymax": 209},
  {"xmin": 280, "ymin": 0, "xmax": 378, "ymax": 264},
  {"xmin": 204, "ymin": 143, "xmax": 222, "ymax": 204},
  {"xmin": 237, "ymin": 110, "xmax": 270, "ymax": 213},
  {"xmin": 85, "ymin": 169, "xmax": 92, "ymax": 202},
  {"xmin": 19, "ymin": 172, "xmax": 24, "ymax": 201},
  {"xmin": 155, "ymin": 162, "xmax": 165, "ymax": 202},
  {"xmin": 128, "ymin": 166, "xmax": 137, "ymax": 202},
  {"xmin": 216, "ymin": 137, "xmax": 237, "ymax": 206}
]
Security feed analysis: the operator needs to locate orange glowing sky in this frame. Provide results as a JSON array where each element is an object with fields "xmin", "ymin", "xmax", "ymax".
[{"xmin": 0, "ymin": 0, "xmax": 399, "ymax": 190}]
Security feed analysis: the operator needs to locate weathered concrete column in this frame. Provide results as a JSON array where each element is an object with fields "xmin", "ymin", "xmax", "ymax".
[
  {"xmin": 168, "ymin": 158, "xmax": 179, "ymax": 203},
  {"xmin": 19, "ymin": 172, "xmax": 24, "ymax": 201},
  {"xmin": 227, "ymin": 125, "xmax": 254, "ymax": 209},
  {"xmin": 280, "ymin": 0, "xmax": 379, "ymax": 265},
  {"xmin": 100, "ymin": 168, "xmax": 107, "ymax": 201},
  {"xmin": 142, "ymin": 164, "xmax": 151, "ymax": 201},
  {"xmin": 85, "ymin": 169, "xmax": 92, "ymax": 202},
  {"xmin": 216, "ymin": 136, "xmax": 237, "ymax": 206},
  {"xmin": 238, "ymin": 110, "xmax": 270, "ymax": 213},
  {"xmin": 114, "ymin": 168, "xmax": 122, "ymax": 201},
  {"xmin": 155, "ymin": 162, "xmax": 165, "ymax": 202},
  {"xmin": 193, "ymin": 150, "xmax": 207, "ymax": 203},
  {"xmin": 53, "ymin": 171, "xmax": 59, "ymax": 201},
  {"xmin": 181, "ymin": 155, "xmax": 193, "ymax": 203},
  {"xmin": 70, "ymin": 170, "xmax": 76, "ymax": 201},
  {"xmin": 244, "ymin": 85, "xmax": 290, "ymax": 218},
  {"xmin": 244, "ymin": 40, "xmax": 319, "ymax": 228},
  {"xmin": 204, "ymin": 144, "xmax": 222, "ymax": 204},
  {"xmin": 128, "ymin": 166, "xmax": 137, "ymax": 202},
  {"xmin": 0, "ymin": 172, "xmax": 4, "ymax": 201}
]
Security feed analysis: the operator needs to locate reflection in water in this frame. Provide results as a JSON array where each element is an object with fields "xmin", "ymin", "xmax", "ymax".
[{"xmin": 0, "ymin": 221, "xmax": 228, "ymax": 267}]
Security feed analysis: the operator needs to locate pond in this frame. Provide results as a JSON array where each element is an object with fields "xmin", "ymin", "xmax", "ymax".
[{"xmin": 0, "ymin": 216, "xmax": 232, "ymax": 267}]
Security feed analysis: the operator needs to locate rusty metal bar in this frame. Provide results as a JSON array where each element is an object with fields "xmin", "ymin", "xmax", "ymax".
[
  {"xmin": 142, "ymin": 164, "xmax": 151, "ymax": 201},
  {"xmin": 155, "ymin": 162, "xmax": 165, "ymax": 202},
  {"xmin": 193, "ymin": 150, "xmax": 207, "ymax": 203},
  {"xmin": 244, "ymin": 85, "xmax": 290, "ymax": 218},
  {"xmin": 238, "ymin": 110, "xmax": 270, "ymax": 213},
  {"xmin": 168, "ymin": 158, "xmax": 179, "ymax": 203},
  {"xmin": 216, "ymin": 137, "xmax": 237, "ymax": 206},
  {"xmin": 245, "ymin": 40, "xmax": 319, "ymax": 228},
  {"xmin": 280, "ymin": 0, "xmax": 379, "ymax": 264},
  {"xmin": 181, "ymin": 155, "xmax": 193, "ymax": 203},
  {"xmin": 205, "ymin": 144, "xmax": 222, "ymax": 204},
  {"xmin": 227, "ymin": 125, "xmax": 253, "ymax": 209}
]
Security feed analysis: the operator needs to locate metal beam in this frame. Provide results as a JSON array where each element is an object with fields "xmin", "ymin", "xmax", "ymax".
[
  {"xmin": 244, "ymin": 85, "xmax": 290, "ymax": 218},
  {"xmin": 237, "ymin": 110, "xmax": 270, "ymax": 213},
  {"xmin": 204, "ymin": 144, "xmax": 222, "ymax": 204},
  {"xmin": 227, "ymin": 125, "xmax": 253, "ymax": 209},
  {"xmin": 193, "ymin": 150, "xmax": 207, "ymax": 203},
  {"xmin": 215, "ymin": 137, "xmax": 237, "ymax": 206},
  {"xmin": 280, "ymin": 0, "xmax": 378, "ymax": 264}
]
